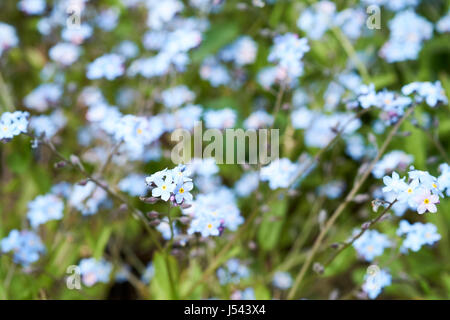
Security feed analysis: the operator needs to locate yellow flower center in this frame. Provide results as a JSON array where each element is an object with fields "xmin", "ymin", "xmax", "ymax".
[
  {"xmin": 207, "ymin": 223, "xmax": 213, "ymax": 229},
  {"xmin": 407, "ymin": 188, "xmax": 413, "ymax": 194},
  {"xmin": 424, "ymin": 198, "xmax": 430, "ymax": 204},
  {"xmin": 162, "ymin": 185, "xmax": 167, "ymax": 190},
  {"xmin": 179, "ymin": 187, "xmax": 184, "ymax": 194},
  {"xmin": 137, "ymin": 128, "xmax": 143, "ymax": 135},
  {"xmin": 432, "ymin": 183, "xmax": 437, "ymax": 189}
]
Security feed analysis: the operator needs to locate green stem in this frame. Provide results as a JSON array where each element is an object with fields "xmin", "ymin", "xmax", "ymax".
[{"xmin": 0, "ymin": 70, "xmax": 15, "ymax": 112}]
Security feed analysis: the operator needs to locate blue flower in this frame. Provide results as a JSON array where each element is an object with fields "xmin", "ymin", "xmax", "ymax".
[
  {"xmin": 0, "ymin": 23, "xmax": 19, "ymax": 57},
  {"xmin": 352, "ymin": 230, "xmax": 391, "ymax": 262},
  {"xmin": 174, "ymin": 181, "xmax": 194, "ymax": 204},
  {"xmin": 69, "ymin": 181, "xmax": 108, "ymax": 216},
  {"xmin": 272, "ymin": 271, "xmax": 293, "ymax": 290},
  {"xmin": 27, "ymin": 193, "xmax": 64, "ymax": 229},
  {"xmin": 268, "ymin": 33, "xmax": 309, "ymax": 81},
  {"xmin": 118, "ymin": 174, "xmax": 148, "ymax": 196},
  {"xmin": 24, "ymin": 83, "xmax": 62, "ymax": 112},
  {"xmin": 141, "ymin": 262, "xmax": 155, "ymax": 284},
  {"xmin": 18, "ymin": 0, "xmax": 46, "ymax": 15},
  {"xmin": 260, "ymin": 158, "xmax": 301, "ymax": 190},
  {"xmin": 49, "ymin": 43, "xmax": 81, "ymax": 66},
  {"xmin": 397, "ymin": 220, "xmax": 441, "ymax": 252},
  {"xmin": 1, "ymin": 229, "xmax": 46, "ymax": 267},
  {"xmin": 402, "ymin": 81, "xmax": 448, "ymax": 107},
  {"xmin": 96, "ymin": 8, "xmax": 120, "ymax": 31},
  {"xmin": 380, "ymin": 10, "xmax": 432, "ymax": 63},
  {"xmin": 152, "ymin": 173, "xmax": 176, "ymax": 201},
  {"xmin": 87, "ymin": 54, "xmax": 125, "ymax": 80},
  {"xmin": 436, "ymin": 11, "xmax": 450, "ymax": 33},
  {"xmin": 362, "ymin": 268, "xmax": 392, "ymax": 299},
  {"xmin": 297, "ymin": 1, "xmax": 336, "ymax": 40},
  {"xmin": 184, "ymin": 188, "xmax": 243, "ymax": 236},
  {"xmin": 78, "ymin": 258, "xmax": 112, "ymax": 287},
  {"xmin": 220, "ymin": 36, "xmax": 258, "ymax": 67},
  {"xmin": 217, "ymin": 259, "xmax": 250, "ymax": 285},
  {"xmin": 161, "ymin": 86, "xmax": 195, "ymax": 109},
  {"xmin": 0, "ymin": 111, "xmax": 29, "ymax": 140},
  {"xmin": 61, "ymin": 24, "xmax": 93, "ymax": 45},
  {"xmin": 382, "ymin": 171, "xmax": 407, "ymax": 195}
]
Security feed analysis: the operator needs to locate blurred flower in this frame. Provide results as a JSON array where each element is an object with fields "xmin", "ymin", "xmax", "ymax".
[
  {"xmin": 49, "ymin": 43, "xmax": 81, "ymax": 66},
  {"xmin": 268, "ymin": 33, "xmax": 309, "ymax": 81},
  {"xmin": 79, "ymin": 258, "xmax": 112, "ymax": 287},
  {"xmin": 27, "ymin": 193, "xmax": 64, "ymax": 229},
  {"xmin": 161, "ymin": 86, "xmax": 195, "ymax": 109},
  {"xmin": 18, "ymin": 0, "xmax": 46, "ymax": 15},
  {"xmin": 260, "ymin": 158, "xmax": 300, "ymax": 189},
  {"xmin": 87, "ymin": 54, "xmax": 125, "ymax": 80},
  {"xmin": 402, "ymin": 81, "xmax": 448, "ymax": 107},
  {"xmin": 380, "ymin": 10, "xmax": 432, "ymax": 63},
  {"xmin": 141, "ymin": 262, "xmax": 155, "ymax": 284},
  {"xmin": 234, "ymin": 171, "xmax": 259, "ymax": 197},
  {"xmin": 204, "ymin": 108, "xmax": 236, "ymax": 129},
  {"xmin": 397, "ymin": 220, "xmax": 441, "ymax": 252},
  {"xmin": 1, "ymin": 229, "xmax": 46, "ymax": 267},
  {"xmin": 0, "ymin": 23, "xmax": 19, "ymax": 57},
  {"xmin": 217, "ymin": 259, "xmax": 250, "ymax": 285},
  {"xmin": 118, "ymin": 174, "xmax": 148, "ymax": 196},
  {"xmin": 24, "ymin": 83, "xmax": 62, "ymax": 112},
  {"xmin": 297, "ymin": 1, "xmax": 336, "ymax": 40},
  {"xmin": 272, "ymin": 271, "xmax": 293, "ymax": 290},
  {"xmin": 352, "ymin": 230, "xmax": 391, "ymax": 262},
  {"xmin": 220, "ymin": 36, "xmax": 258, "ymax": 67},
  {"xmin": 362, "ymin": 268, "xmax": 391, "ymax": 299}
]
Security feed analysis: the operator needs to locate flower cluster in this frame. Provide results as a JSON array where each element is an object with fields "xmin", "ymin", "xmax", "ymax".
[
  {"xmin": 146, "ymin": 165, "xmax": 193, "ymax": 204},
  {"xmin": 78, "ymin": 258, "xmax": 112, "ymax": 287},
  {"xmin": 217, "ymin": 259, "xmax": 250, "ymax": 285},
  {"xmin": 380, "ymin": 10, "xmax": 433, "ymax": 63},
  {"xmin": 362, "ymin": 268, "xmax": 392, "ymax": 299},
  {"xmin": 0, "ymin": 111, "xmax": 29, "ymax": 140},
  {"xmin": 27, "ymin": 193, "xmax": 64, "ymax": 229},
  {"xmin": 352, "ymin": 230, "xmax": 391, "ymax": 262},
  {"xmin": 1, "ymin": 230, "xmax": 45, "ymax": 267},
  {"xmin": 87, "ymin": 54, "xmax": 125, "ymax": 80},
  {"xmin": 267, "ymin": 33, "xmax": 309, "ymax": 82},
  {"xmin": 397, "ymin": 220, "xmax": 441, "ymax": 253},
  {"xmin": 382, "ymin": 169, "xmax": 445, "ymax": 214},
  {"xmin": 184, "ymin": 187, "xmax": 243, "ymax": 237}
]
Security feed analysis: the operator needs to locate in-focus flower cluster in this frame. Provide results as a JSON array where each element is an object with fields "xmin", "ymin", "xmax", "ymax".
[
  {"xmin": 146, "ymin": 165, "xmax": 193, "ymax": 204},
  {"xmin": 382, "ymin": 169, "xmax": 445, "ymax": 214}
]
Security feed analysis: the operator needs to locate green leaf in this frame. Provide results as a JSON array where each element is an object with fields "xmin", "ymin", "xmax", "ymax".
[
  {"xmin": 257, "ymin": 197, "xmax": 287, "ymax": 251},
  {"xmin": 254, "ymin": 283, "xmax": 271, "ymax": 300},
  {"xmin": 93, "ymin": 226, "xmax": 113, "ymax": 260},
  {"xmin": 150, "ymin": 251, "xmax": 179, "ymax": 299},
  {"xmin": 191, "ymin": 22, "xmax": 239, "ymax": 64},
  {"xmin": 180, "ymin": 261, "xmax": 203, "ymax": 299}
]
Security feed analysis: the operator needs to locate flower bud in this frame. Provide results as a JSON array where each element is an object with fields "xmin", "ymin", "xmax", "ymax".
[
  {"xmin": 139, "ymin": 196, "xmax": 159, "ymax": 204},
  {"xmin": 147, "ymin": 211, "xmax": 159, "ymax": 219}
]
